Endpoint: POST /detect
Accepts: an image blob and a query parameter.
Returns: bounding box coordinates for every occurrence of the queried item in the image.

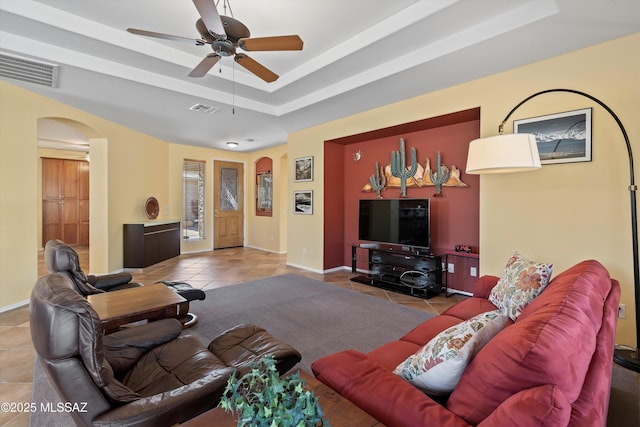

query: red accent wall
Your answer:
[323,109,480,270]
[323,143,346,268]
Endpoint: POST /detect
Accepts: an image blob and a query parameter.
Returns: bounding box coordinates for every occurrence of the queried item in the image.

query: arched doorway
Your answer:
[37,117,108,273]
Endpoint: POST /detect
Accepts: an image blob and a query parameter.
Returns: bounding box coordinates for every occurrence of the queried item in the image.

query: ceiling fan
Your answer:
[127,0,303,83]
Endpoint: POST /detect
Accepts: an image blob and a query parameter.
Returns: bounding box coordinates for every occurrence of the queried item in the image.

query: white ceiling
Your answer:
[1,0,639,152]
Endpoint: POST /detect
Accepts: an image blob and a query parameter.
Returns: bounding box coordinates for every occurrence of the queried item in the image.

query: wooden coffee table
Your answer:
[88,283,187,333]
[181,370,382,426]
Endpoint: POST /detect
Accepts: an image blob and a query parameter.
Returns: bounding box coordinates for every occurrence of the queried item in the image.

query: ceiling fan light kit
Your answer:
[127,0,303,82]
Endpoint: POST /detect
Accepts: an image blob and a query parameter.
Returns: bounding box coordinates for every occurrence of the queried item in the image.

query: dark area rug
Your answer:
[187,273,433,373]
[31,273,432,426]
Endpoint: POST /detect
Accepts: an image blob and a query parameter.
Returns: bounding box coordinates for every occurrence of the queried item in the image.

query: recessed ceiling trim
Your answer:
[2,0,272,92]
[0,31,278,115]
[276,0,458,88]
[276,0,559,115]
[4,0,455,94]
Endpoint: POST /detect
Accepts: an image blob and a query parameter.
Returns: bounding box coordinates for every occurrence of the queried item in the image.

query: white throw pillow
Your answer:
[489,252,553,321]
[394,310,510,395]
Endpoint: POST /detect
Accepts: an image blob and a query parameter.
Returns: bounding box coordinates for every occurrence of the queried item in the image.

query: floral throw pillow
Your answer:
[393,310,510,395]
[489,252,553,321]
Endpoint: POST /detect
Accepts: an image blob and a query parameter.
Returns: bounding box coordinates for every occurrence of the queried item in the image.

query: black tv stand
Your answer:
[351,244,442,299]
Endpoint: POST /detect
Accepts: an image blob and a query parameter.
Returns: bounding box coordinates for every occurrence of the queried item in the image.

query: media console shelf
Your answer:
[124,220,180,268]
[351,244,442,299]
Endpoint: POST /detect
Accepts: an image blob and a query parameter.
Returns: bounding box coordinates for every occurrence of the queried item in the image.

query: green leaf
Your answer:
[220,356,327,426]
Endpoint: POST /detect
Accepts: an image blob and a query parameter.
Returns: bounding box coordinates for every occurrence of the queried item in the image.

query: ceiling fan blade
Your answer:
[188,53,221,77]
[235,53,279,83]
[239,35,303,51]
[127,28,206,45]
[192,0,226,39]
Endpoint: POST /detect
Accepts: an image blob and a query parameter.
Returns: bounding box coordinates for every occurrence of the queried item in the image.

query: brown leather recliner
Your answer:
[44,239,206,326]
[30,272,302,426]
[44,239,141,295]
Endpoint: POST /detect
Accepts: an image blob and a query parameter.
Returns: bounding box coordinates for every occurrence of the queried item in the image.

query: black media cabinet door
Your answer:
[124,222,180,268]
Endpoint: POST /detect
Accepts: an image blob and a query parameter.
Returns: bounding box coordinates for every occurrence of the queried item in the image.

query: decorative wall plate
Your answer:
[145,196,159,220]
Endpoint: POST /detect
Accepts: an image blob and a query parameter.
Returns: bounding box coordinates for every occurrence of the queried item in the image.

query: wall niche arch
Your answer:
[256,156,273,217]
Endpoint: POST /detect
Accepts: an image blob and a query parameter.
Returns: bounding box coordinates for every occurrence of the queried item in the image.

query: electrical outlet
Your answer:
[618,304,626,319]
[470,267,477,277]
[447,263,455,273]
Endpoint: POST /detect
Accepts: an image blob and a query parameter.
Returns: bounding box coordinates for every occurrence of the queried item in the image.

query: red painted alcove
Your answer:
[323,108,480,270]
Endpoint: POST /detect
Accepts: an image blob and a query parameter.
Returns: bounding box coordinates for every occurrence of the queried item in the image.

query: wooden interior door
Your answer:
[42,158,89,246]
[78,161,90,245]
[213,160,244,249]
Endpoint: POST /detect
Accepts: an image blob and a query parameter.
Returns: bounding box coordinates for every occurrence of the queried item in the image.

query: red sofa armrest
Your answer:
[472,275,499,299]
[477,385,571,427]
[312,350,472,427]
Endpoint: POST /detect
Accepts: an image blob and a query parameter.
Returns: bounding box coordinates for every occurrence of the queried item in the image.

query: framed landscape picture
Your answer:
[294,190,313,215]
[514,108,592,165]
[294,156,313,182]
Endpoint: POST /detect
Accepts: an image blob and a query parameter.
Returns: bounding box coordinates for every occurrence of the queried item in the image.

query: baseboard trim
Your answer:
[286,261,325,274]
[323,265,351,274]
[1,299,29,313]
[180,247,214,255]
[245,244,286,254]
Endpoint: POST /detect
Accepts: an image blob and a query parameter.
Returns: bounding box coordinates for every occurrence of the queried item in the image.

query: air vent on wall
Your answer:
[0,53,59,88]
[189,103,220,114]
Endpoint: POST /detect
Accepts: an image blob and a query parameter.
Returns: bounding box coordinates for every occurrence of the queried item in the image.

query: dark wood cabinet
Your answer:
[445,251,480,296]
[123,221,180,268]
[351,245,442,299]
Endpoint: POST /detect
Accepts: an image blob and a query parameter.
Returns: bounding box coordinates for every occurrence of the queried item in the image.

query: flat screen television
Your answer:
[358,199,430,250]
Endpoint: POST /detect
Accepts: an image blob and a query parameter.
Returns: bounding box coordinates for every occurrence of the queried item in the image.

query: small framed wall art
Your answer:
[294,156,313,182]
[294,190,313,215]
[514,108,592,165]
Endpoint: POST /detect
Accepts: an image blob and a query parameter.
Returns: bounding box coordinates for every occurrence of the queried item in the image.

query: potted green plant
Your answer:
[219,356,330,427]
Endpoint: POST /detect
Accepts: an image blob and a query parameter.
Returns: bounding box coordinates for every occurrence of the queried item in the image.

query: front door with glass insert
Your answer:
[213,160,244,249]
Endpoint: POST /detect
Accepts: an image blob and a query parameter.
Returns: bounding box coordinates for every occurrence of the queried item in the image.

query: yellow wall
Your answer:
[246,144,289,253]
[286,141,325,272]
[0,80,286,308]
[167,143,288,255]
[1,82,39,309]
[288,33,640,346]
[168,143,248,254]
[0,81,173,306]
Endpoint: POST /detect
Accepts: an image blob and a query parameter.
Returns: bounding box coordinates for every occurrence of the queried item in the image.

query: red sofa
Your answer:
[312,260,620,426]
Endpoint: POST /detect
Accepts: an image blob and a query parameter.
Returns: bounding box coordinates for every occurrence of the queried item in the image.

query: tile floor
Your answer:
[0,246,465,427]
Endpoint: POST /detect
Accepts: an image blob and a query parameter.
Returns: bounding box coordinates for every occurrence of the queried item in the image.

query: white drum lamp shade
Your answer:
[466,133,541,174]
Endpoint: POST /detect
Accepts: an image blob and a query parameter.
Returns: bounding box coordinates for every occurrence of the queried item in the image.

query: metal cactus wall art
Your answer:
[359,140,469,194]
[369,161,386,198]
[429,151,450,196]
[390,138,418,197]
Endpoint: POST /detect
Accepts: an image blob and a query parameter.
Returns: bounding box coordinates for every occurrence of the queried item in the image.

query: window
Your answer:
[183,159,205,240]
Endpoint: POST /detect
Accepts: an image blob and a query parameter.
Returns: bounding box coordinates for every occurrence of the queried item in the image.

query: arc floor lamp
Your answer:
[466,88,639,372]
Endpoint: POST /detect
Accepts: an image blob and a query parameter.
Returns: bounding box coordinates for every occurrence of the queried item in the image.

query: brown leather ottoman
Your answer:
[208,324,301,376]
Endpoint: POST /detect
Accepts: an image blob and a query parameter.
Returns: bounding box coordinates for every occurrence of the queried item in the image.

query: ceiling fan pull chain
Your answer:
[224,0,233,18]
